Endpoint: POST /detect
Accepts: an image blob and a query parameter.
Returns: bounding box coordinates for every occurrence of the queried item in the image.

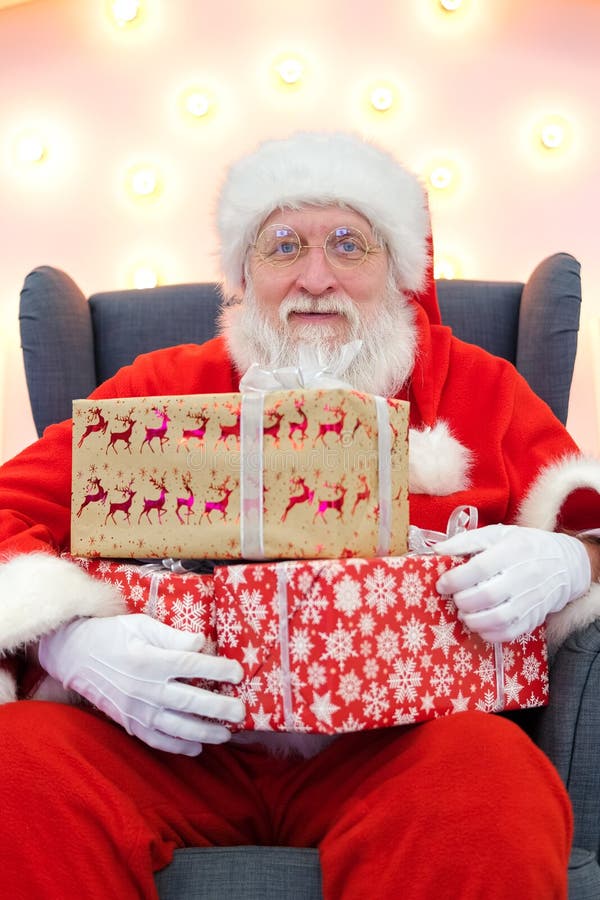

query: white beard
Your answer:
[220,272,417,397]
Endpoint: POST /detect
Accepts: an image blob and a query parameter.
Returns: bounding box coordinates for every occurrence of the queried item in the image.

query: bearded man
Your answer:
[0,131,599,899]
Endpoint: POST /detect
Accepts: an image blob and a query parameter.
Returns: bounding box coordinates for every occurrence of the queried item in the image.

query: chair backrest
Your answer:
[19,253,581,437]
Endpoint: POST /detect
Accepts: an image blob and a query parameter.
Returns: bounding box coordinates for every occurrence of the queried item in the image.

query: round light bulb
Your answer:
[133,266,159,289]
[429,165,454,190]
[439,0,462,10]
[15,133,46,164]
[185,91,210,117]
[276,58,303,85]
[434,257,459,280]
[130,165,158,196]
[370,86,394,112]
[540,122,565,150]
[111,0,140,24]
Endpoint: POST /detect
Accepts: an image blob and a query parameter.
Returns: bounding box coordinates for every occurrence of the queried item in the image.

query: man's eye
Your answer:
[339,240,358,253]
[277,241,299,255]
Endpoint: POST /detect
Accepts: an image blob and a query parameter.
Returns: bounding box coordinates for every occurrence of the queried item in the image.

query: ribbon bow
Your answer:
[239,340,363,394]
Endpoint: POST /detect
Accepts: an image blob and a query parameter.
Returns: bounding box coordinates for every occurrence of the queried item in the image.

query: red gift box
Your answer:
[67,556,217,650]
[212,555,549,734]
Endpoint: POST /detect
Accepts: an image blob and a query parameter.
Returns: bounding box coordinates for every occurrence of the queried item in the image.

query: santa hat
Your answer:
[216,130,432,304]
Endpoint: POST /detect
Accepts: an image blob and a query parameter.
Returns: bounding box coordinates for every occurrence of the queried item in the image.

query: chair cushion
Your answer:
[154,846,322,900]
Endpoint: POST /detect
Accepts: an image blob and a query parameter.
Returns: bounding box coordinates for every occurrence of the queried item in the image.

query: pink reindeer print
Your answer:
[313,405,347,445]
[351,474,371,515]
[77,407,109,448]
[137,472,169,524]
[175,472,195,523]
[140,406,171,453]
[178,409,210,449]
[263,404,285,448]
[104,479,136,525]
[215,402,241,448]
[281,476,315,522]
[288,397,308,448]
[313,480,348,523]
[203,476,235,522]
[106,409,136,454]
[76,477,108,517]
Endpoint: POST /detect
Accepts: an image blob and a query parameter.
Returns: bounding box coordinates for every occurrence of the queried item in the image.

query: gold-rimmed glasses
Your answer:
[253,224,380,269]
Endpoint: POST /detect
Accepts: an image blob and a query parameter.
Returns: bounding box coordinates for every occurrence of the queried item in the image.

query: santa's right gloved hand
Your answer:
[38,613,245,756]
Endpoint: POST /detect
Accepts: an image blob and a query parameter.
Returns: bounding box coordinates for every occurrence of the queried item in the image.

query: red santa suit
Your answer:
[0,281,597,898]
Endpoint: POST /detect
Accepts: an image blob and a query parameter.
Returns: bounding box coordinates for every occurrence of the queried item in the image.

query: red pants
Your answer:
[0,701,571,899]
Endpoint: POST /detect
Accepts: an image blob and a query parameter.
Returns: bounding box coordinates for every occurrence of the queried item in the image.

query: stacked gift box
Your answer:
[68,387,548,733]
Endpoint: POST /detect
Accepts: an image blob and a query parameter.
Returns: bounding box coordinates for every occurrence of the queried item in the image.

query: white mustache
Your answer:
[278,294,360,328]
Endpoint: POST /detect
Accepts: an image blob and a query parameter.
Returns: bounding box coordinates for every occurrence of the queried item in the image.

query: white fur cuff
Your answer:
[517,454,600,531]
[0,552,127,655]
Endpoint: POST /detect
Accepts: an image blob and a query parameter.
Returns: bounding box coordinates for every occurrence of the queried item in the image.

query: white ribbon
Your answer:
[238,341,392,560]
[408,506,505,710]
[276,563,295,729]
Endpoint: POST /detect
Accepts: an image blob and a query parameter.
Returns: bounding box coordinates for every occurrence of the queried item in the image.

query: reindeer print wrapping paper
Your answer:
[71,390,409,560]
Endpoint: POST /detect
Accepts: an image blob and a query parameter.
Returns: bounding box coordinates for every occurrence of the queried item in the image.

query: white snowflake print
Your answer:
[300,589,328,626]
[363,657,379,680]
[295,568,317,595]
[202,635,218,656]
[362,682,390,722]
[450,691,470,713]
[401,615,427,655]
[339,713,366,733]
[216,608,243,647]
[239,588,268,634]
[144,593,168,622]
[424,593,441,615]
[477,656,495,685]
[430,614,459,659]
[388,657,422,704]
[365,567,397,616]
[320,561,345,584]
[430,664,454,697]
[237,676,262,706]
[502,645,516,672]
[376,625,400,664]
[360,639,373,658]
[196,578,214,598]
[307,661,327,689]
[399,571,426,608]
[290,628,313,664]
[128,583,146,609]
[393,708,418,726]
[337,669,362,704]
[265,665,283,698]
[452,645,473,678]
[358,612,376,636]
[475,690,498,713]
[320,622,357,672]
[171,592,205,632]
[333,574,362,615]
[310,690,340,727]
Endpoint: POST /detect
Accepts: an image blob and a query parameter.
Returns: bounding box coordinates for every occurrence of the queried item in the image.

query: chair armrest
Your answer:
[517,252,581,425]
[535,620,600,853]
[19,266,97,436]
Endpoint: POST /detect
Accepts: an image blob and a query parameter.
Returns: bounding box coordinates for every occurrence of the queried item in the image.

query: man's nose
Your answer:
[293,247,339,295]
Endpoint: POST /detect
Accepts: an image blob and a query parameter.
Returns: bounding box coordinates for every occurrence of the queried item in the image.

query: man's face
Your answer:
[246,205,390,346]
[224,203,417,397]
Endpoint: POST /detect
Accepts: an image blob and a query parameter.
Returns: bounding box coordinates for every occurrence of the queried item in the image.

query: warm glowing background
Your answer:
[1,0,599,462]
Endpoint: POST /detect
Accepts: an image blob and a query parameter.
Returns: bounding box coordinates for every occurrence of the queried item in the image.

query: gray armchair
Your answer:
[17,255,600,899]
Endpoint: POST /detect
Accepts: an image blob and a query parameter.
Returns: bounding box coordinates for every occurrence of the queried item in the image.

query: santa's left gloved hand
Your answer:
[434,525,591,642]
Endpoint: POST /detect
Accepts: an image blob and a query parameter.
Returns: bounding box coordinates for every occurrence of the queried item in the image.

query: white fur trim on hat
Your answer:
[0,552,127,655]
[217,131,430,298]
[408,422,473,495]
[517,453,600,531]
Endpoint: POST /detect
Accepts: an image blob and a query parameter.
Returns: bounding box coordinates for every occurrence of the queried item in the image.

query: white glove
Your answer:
[434,525,591,642]
[38,614,245,756]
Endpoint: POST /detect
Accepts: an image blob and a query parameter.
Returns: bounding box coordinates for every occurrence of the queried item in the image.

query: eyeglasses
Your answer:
[253,224,380,269]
